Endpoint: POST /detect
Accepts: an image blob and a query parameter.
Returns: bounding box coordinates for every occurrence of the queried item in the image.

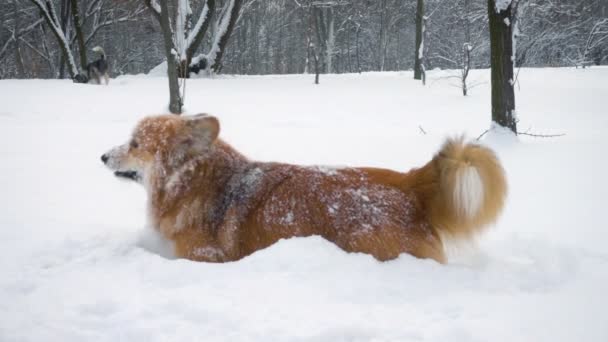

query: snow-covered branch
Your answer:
[29,0,79,78]
[0,17,43,60]
[175,0,193,61]
[190,0,244,73]
[186,1,211,50]
[143,0,161,20]
[185,0,215,64]
[206,0,237,64]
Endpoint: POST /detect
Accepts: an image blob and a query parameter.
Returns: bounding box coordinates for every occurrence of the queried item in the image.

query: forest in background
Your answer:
[1,0,607,79]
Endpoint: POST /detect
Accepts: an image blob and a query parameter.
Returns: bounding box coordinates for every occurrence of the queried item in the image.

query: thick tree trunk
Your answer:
[69,0,86,70]
[59,0,70,79]
[414,0,424,80]
[488,0,517,133]
[158,0,182,114]
[13,0,26,78]
[313,6,328,73]
[325,6,334,74]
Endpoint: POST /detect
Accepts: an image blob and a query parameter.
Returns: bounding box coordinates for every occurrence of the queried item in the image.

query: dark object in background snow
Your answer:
[189,58,208,75]
[73,74,89,83]
[86,47,109,85]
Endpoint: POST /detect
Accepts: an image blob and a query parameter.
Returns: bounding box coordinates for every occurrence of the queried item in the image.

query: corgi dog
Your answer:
[101,114,507,263]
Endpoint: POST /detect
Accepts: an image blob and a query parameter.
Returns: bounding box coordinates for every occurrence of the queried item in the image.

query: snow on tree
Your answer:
[145,0,245,76]
[30,0,80,79]
[142,0,246,113]
[3,0,607,79]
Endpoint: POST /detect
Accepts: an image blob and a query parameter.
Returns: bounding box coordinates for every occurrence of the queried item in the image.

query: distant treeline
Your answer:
[1,0,606,79]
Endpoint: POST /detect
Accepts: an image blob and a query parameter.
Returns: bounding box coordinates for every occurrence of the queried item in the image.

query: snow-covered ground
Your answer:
[1,68,607,341]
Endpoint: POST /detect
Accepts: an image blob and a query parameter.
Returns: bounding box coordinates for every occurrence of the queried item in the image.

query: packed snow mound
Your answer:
[147,61,167,77]
[1,67,607,342]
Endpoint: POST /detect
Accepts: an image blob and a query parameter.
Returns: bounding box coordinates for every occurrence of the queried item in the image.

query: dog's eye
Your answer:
[130,140,139,149]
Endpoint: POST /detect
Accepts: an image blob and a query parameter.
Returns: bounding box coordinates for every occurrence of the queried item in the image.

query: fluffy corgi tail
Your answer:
[425,138,507,241]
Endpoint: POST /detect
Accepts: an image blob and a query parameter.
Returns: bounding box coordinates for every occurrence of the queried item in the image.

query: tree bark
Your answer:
[13,0,26,78]
[414,0,424,80]
[314,47,320,84]
[325,6,334,74]
[356,25,361,73]
[69,0,87,70]
[462,0,471,96]
[488,0,517,133]
[313,6,327,73]
[158,0,182,114]
[59,0,70,79]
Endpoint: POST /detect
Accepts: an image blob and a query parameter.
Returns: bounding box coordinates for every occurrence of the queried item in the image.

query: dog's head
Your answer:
[101,114,219,184]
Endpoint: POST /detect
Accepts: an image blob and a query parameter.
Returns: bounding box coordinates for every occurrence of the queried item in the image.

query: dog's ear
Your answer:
[182,114,220,151]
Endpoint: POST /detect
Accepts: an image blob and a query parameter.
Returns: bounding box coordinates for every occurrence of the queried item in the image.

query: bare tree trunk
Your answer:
[13,0,26,78]
[303,27,312,74]
[158,0,182,114]
[39,25,57,77]
[462,43,471,96]
[30,0,79,79]
[69,0,86,70]
[356,24,361,73]
[313,5,333,74]
[488,0,517,133]
[346,23,352,73]
[313,47,320,84]
[462,0,471,96]
[414,0,424,81]
[379,0,389,71]
[325,6,334,74]
[309,4,320,84]
[59,0,70,79]
[313,6,325,72]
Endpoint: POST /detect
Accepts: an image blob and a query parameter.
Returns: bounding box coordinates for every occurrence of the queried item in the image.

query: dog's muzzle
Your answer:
[101,152,141,183]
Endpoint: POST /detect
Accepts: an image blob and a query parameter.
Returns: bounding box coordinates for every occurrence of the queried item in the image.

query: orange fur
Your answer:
[102,114,507,263]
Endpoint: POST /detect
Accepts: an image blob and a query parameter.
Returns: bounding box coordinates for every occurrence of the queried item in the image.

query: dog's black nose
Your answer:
[101,154,108,163]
